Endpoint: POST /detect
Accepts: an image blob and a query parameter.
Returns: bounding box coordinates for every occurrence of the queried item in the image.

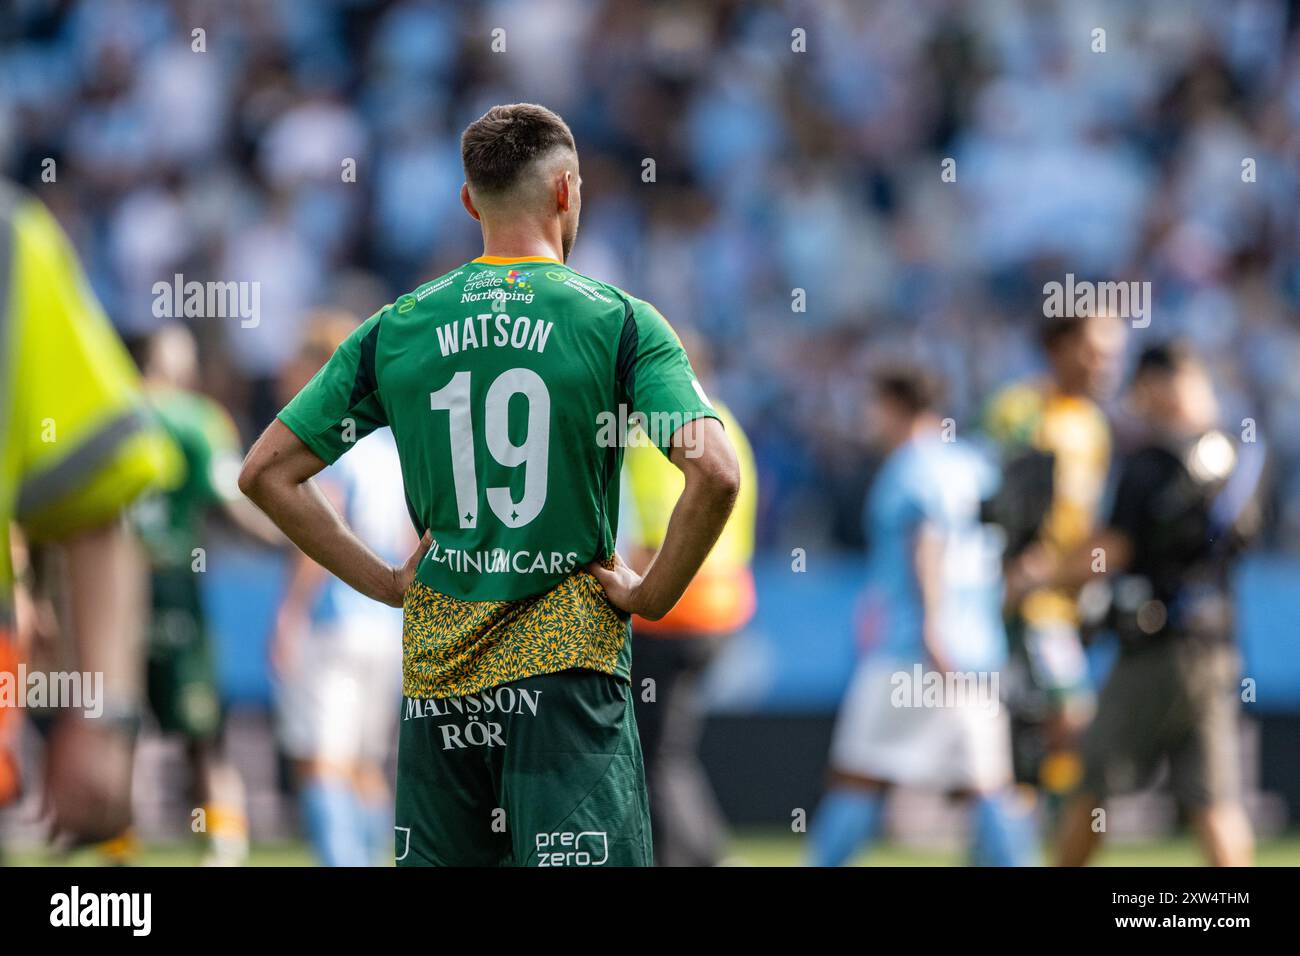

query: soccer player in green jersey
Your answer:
[124,322,281,866]
[240,103,740,866]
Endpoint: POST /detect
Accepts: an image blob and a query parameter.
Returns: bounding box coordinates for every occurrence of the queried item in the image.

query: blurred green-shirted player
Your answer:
[125,323,279,866]
[241,104,741,867]
[138,378,240,740]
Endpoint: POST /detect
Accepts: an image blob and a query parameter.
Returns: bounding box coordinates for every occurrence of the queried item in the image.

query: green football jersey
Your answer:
[134,386,242,570]
[278,255,718,697]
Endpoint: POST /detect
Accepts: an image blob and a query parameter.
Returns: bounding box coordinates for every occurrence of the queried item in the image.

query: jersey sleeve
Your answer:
[981,383,1041,450]
[897,477,930,533]
[9,194,182,542]
[889,453,932,534]
[972,445,1003,502]
[277,310,388,465]
[622,297,719,457]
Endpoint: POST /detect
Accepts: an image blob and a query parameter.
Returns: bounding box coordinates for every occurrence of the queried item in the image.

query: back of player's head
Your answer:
[871,364,944,416]
[1040,311,1126,399]
[276,308,358,403]
[1133,339,1199,381]
[461,103,577,198]
[1040,314,1087,353]
[144,321,198,387]
[301,308,360,369]
[1130,339,1218,430]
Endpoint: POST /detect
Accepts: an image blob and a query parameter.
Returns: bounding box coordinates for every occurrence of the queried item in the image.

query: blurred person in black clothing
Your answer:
[1008,342,1264,866]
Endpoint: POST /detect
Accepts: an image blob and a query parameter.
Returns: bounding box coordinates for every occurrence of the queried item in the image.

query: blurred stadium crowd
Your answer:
[5,0,1300,550]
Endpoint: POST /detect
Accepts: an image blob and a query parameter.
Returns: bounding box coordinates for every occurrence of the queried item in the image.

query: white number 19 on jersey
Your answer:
[429,369,551,529]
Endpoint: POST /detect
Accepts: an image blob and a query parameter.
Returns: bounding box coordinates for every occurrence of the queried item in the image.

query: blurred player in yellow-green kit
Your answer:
[0,180,180,845]
[982,312,1125,802]
[621,331,757,866]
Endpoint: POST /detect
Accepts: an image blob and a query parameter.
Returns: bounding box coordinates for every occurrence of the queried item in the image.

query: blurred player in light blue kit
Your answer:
[270,313,412,866]
[808,365,1034,866]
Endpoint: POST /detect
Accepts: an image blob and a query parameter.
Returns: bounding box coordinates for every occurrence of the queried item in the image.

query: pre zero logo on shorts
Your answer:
[536,831,608,866]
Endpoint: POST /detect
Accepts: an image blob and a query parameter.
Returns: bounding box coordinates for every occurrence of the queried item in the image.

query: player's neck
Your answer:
[918,413,942,433]
[478,220,565,264]
[893,416,940,449]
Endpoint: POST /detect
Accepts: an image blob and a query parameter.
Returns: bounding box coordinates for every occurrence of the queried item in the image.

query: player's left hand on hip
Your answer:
[588,552,644,615]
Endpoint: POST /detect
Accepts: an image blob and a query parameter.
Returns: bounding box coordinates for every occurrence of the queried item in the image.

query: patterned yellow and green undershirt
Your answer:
[401,570,630,699]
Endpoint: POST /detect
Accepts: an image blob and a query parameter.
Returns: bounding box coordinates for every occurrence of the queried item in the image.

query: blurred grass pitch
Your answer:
[6,831,1300,866]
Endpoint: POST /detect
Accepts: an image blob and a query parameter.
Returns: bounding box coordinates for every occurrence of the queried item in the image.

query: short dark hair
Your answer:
[872,364,944,415]
[461,103,576,194]
[1134,340,1198,380]
[1041,314,1087,351]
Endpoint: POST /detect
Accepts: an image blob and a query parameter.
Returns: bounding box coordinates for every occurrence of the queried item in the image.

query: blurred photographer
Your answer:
[1008,342,1264,866]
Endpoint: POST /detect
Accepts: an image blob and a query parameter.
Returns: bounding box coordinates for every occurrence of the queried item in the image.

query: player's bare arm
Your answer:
[1006,527,1133,603]
[590,416,739,620]
[914,522,954,674]
[239,419,430,609]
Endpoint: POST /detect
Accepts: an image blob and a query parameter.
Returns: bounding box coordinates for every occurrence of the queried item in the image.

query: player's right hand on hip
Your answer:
[387,531,433,607]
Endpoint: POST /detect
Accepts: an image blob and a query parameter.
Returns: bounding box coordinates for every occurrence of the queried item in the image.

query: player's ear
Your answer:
[556,170,572,213]
[460,183,482,222]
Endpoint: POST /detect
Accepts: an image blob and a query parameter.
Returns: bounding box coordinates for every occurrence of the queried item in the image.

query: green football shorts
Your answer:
[394,668,652,867]
[145,568,221,740]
